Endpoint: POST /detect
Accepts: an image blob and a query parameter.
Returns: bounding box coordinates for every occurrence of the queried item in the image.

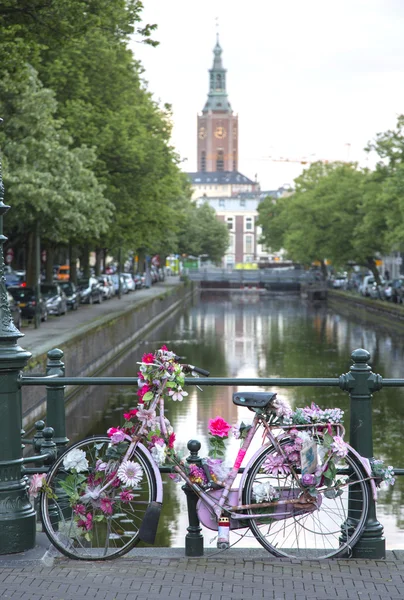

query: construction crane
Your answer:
[261,143,352,165]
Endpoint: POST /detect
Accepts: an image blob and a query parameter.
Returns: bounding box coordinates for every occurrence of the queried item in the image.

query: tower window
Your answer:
[233,149,237,171]
[216,149,224,171]
[201,151,206,172]
[216,74,222,90]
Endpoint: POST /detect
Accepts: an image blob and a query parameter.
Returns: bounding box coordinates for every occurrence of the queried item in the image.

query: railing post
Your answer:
[46,349,69,456]
[339,348,385,558]
[0,135,36,554]
[182,439,204,557]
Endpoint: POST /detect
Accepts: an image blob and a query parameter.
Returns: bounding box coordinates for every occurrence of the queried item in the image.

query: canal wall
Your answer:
[328,289,404,335]
[21,281,197,432]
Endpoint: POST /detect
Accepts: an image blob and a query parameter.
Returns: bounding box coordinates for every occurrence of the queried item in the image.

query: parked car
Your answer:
[60,281,80,310]
[110,274,128,295]
[121,273,135,292]
[8,286,48,323]
[359,276,375,297]
[332,275,347,289]
[382,281,393,301]
[40,283,68,316]
[7,290,22,329]
[98,276,113,300]
[133,273,145,289]
[391,278,404,304]
[77,277,102,304]
[369,280,385,300]
[4,270,25,288]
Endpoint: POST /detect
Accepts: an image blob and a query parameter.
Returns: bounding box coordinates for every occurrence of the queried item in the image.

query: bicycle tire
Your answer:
[242,443,369,559]
[41,435,157,560]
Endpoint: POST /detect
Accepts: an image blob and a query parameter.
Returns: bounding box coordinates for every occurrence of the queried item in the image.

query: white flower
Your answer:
[117,461,143,487]
[168,386,188,401]
[151,442,167,466]
[136,407,157,428]
[272,397,293,418]
[63,448,89,473]
[253,481,279,503]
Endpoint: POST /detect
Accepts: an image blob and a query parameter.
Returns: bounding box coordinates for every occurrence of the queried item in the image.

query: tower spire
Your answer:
[202,36,231,114]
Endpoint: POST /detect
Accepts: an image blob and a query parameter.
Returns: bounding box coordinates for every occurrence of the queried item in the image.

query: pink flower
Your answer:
[29,473,46,498]
[110,429,130,444]
[160,345,168,351]
[107,427,121,438]
[73,503,86,516]
[78,513,93,531]
[262,454,291,476]
[208,416,231,438]
[120,490,134,503]
[123,409,138,420]
[331,435,348,458]
[100,497,114,515]
[168,432,176,449]
[301,473,316,487]
[142,353,155,364]
[137,384,152,400]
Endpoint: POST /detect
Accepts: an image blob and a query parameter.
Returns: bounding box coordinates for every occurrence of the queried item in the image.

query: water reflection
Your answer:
[77,292,404,549]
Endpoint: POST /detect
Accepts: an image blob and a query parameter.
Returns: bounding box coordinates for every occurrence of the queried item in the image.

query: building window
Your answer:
[219,199,225,207]
[226,216,234,231]
[216,73,222,90]
[216,149,224,171]
[233,149,237,171]
[227,234,235,253]
[240,199,246,207]
[201,151,206,172]
[245,217,253,231]
[245,234,253,254]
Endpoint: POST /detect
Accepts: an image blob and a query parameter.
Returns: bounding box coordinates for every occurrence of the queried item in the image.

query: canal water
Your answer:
[69,291,404,550]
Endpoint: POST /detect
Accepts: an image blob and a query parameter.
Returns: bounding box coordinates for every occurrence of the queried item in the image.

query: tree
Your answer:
[0,66,113,284]
[258,162,388,282]
[177,202,229,264]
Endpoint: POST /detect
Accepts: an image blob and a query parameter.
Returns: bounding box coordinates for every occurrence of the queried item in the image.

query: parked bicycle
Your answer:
[36,347,394,561]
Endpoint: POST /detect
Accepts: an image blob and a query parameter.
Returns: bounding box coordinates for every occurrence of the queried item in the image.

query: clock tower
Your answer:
[197,36,238,172]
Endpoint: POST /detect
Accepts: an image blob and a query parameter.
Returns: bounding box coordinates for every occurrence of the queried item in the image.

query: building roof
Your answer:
[187,171,256,186]
[202,36,232,114]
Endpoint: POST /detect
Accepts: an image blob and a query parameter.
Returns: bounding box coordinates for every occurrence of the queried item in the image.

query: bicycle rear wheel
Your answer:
[41,435,157,560]
[243,444,369,559]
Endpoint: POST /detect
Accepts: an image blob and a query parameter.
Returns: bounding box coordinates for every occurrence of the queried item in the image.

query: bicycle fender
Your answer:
[237,443,274,505]
[137,441,164,503]
[346,445,378,502]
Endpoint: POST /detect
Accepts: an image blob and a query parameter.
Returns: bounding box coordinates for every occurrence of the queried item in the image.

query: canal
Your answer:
[68,291,404,550]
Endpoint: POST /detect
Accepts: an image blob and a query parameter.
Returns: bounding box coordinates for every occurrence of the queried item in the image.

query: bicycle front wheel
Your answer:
[243,444,369,559]
[41,435,157,560]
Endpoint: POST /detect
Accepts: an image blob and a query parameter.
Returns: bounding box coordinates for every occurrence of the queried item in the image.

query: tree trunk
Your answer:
[95,248,101,276]
[81,245,90,278]
[25,232,35,287]
[69,245,78,284]
[367,258,382,286]
[45,246,55,283]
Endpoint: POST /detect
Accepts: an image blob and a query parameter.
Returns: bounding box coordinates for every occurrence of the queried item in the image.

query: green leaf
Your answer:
[142,391,154,402]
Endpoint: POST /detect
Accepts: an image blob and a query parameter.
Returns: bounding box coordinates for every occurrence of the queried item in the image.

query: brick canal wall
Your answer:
[21,282,197,433]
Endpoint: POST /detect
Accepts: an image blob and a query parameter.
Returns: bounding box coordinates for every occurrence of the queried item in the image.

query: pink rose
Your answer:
[208,416,231,438]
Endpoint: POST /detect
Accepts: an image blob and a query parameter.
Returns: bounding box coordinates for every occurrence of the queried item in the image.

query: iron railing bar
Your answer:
[21,376,343,387]
[21,376,404,387]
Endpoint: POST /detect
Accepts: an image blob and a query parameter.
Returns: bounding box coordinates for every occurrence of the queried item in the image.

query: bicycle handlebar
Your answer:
[187,364,210,377]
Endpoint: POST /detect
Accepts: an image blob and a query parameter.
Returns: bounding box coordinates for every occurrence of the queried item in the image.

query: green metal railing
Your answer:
[15,346,404,559]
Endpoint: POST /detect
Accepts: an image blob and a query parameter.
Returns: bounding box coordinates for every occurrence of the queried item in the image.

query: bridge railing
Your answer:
[14,346,404,559]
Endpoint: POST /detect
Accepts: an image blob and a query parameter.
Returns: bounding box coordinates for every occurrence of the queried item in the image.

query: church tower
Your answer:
[197,36,238,172]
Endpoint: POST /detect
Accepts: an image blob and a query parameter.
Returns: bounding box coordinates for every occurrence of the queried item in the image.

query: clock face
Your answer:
[199,127,207,139]
[214,126,227,139]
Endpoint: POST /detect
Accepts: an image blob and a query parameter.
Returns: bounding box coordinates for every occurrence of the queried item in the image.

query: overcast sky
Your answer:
[131,0,404,190]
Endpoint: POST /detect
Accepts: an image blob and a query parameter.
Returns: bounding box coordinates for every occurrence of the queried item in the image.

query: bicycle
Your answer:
[38,346,394,561]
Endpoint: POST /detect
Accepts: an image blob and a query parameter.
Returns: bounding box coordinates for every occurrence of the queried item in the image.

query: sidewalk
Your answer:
[0,535,403,600]
[18,277,182,358]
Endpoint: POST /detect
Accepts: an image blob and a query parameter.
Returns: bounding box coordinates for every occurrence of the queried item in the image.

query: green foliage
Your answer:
[178,202,230,263]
